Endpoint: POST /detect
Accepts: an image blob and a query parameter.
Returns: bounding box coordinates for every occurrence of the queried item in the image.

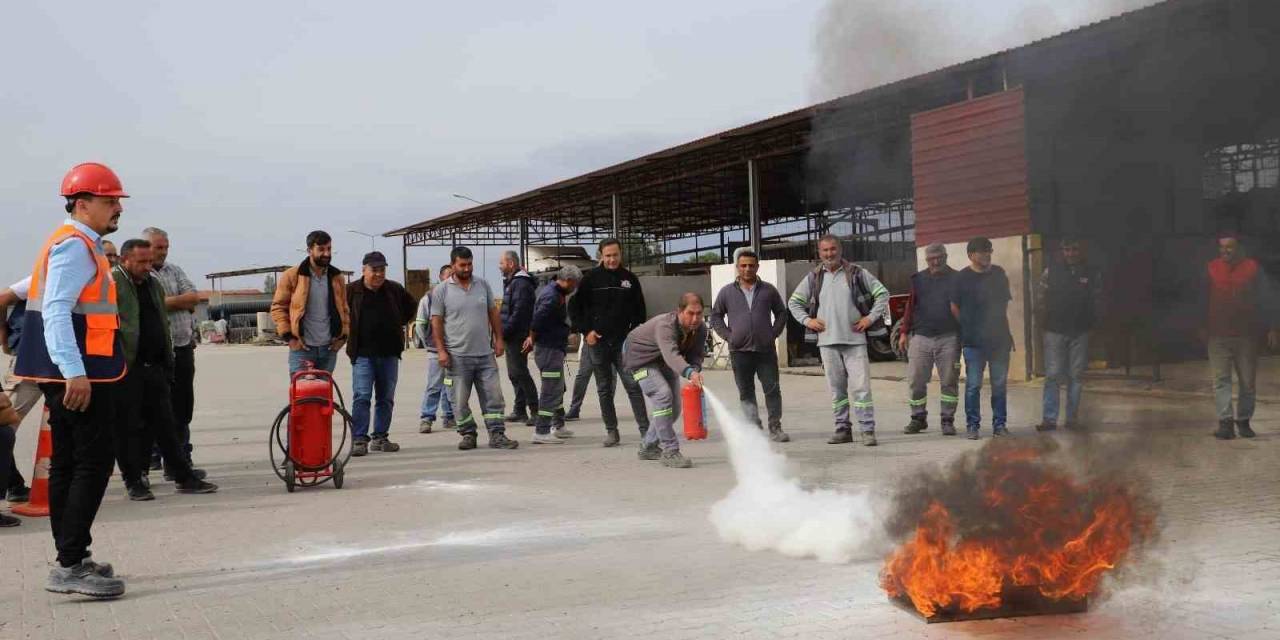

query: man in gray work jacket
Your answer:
[788,235,890,446]
[710,247,789,442]
[622,293,707,469]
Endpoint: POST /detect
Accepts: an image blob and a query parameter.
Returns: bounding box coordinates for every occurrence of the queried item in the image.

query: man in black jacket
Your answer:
[569,238,649,447]
[499,251,538,425]
[346,251,417,457]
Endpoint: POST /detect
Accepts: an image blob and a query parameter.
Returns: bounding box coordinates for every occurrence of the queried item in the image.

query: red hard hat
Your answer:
[60,162,129,198]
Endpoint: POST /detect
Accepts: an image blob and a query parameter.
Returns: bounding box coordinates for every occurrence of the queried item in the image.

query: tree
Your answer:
[686,251,722,264]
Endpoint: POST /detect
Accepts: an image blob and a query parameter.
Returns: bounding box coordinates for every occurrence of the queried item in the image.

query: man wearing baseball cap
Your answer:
[345,251,417,456]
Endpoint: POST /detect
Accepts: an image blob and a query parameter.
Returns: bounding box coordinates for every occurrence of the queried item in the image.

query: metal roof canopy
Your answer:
[383,0,1203,250]
[204,266,292,280]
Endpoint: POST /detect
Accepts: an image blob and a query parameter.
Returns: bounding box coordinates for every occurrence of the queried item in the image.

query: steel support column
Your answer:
[518,216,530,267]
[747,159,763,255]
[611,194,622,239]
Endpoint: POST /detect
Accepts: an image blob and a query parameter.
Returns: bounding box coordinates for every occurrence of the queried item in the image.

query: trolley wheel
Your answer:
[284,461,296,493]
[332,460,344,489]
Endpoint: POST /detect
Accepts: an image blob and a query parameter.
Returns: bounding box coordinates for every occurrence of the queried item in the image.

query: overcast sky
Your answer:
[1,1,1153,290]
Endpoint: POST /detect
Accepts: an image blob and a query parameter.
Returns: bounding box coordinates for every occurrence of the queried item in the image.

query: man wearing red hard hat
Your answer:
[13,162,130,598]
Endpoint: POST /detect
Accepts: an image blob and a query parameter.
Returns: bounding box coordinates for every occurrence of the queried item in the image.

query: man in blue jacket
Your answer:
[526,266,583,444]
[499,251,538,426]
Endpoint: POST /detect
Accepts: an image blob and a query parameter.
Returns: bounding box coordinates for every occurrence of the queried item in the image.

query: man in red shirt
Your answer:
[1207,234,1278,439]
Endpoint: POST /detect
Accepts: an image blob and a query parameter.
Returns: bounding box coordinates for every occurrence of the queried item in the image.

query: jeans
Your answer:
[40,382,117,568]
[820,344,875,433]
[117,363,196,485]
[505,347,539,415]
[729,350,782,429]
[171,345,196,458]
[907,334,960,423]
[289,345,338,375]
[1209,336,1258,421]
[1042,331,1089,425]
[568,340,594,414]
[635,365,681,453]
[590,340,649,432]
[963,346,1010,431]
[419,352,454,421]
[351,356,400,441]
[448,354,507,436]
[533,346,567,435]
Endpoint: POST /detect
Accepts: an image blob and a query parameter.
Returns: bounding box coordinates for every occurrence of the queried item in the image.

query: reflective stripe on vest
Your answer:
[13,224,125,382]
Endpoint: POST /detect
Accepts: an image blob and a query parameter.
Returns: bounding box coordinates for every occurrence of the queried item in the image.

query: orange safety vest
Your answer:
[13,224,126,383]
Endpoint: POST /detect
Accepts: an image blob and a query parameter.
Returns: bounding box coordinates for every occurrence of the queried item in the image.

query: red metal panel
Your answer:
[912,89,1030,246]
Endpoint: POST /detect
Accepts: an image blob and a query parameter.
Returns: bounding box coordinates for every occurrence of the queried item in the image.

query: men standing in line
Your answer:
[1036,238,1103,432]
[950,237,1014,440]
[788,235,889,446]
[271,231,350,374]
[111,239,218,500]
[527,266,583,444]
[570,238,649,447]
[416,264,456,433]
[623,293,707,468]
[346,251,417,456]
[899,243,961,436]
[1206,233,1278,439]
[431,247,518,451]
[499,251,538,426]
[14,162,131,597]
[1,276,40,503]
[710,248,790,442]
[142,228,202,477]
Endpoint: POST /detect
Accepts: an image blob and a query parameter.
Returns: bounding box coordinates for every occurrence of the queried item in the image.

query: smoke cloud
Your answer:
[706,390,884,563]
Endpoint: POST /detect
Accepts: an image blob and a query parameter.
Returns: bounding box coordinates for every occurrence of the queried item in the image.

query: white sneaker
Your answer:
[531,432,565,445]
[554,427,575,439]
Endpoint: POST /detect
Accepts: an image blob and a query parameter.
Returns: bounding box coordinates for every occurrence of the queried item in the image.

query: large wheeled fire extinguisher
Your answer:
[682,383,708,440]
[269,365,353,492]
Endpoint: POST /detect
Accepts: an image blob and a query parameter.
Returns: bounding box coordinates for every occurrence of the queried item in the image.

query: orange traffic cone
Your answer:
[12,407,52,517]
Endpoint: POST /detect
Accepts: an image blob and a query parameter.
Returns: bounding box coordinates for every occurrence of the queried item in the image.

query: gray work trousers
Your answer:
[1209,336,1259,421]
[634,365,681,454]
[533,346,567,435]
[447,354,507,435]
[820,344,875,433]
[906,333,960,423]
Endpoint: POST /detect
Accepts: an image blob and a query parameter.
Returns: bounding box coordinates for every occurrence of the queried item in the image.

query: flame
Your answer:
[880,442,1154,617]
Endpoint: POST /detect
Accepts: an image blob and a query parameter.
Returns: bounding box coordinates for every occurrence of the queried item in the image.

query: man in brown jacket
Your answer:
[270,230,351,374]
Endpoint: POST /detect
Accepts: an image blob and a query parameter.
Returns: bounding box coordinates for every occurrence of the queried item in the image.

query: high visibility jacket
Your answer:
[13,224,126,383]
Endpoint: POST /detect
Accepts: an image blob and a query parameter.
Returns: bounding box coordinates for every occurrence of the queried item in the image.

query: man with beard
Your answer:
[527,265,582,444]
[788,235,890,446]
[14,163,130,597]
[271,230,350,374]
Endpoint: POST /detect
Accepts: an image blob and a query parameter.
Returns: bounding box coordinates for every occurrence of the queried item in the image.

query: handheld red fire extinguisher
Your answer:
[682,383,707,440]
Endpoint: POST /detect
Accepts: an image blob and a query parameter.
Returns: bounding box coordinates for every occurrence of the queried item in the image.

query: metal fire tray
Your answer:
[890,587,1088,623]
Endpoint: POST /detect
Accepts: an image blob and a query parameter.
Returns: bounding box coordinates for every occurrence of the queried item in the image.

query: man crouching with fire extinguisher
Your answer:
[622,292,707,469]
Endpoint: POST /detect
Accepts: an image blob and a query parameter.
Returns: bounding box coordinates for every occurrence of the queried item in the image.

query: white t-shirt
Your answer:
[8,276,31,301]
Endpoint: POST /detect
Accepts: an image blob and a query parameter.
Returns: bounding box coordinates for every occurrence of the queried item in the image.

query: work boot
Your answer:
[637,442,661,460]
[126,483,155,501]
[1237,420,1256,438]
[175,479,219,494]
[554,426,575,439]
[1035,420,1057,432]
[992,426,1011,438]
[488,432,519,450]
[419,419,434,434]
[827,429,853,444]
[602,428,620,448]
[504,410,529,424]
[903,417,929,434]
[370,437,400,452]
[768,426,791,443]
[0,513,19,527]
[940,421,957,436]
[458,433,478,450]
[861,432,878,447]
[531,432,564,445]
[164,467,206,482]
[46,562,125,599]
[443,417,457,430]
[7,486,31,503]
[966,427,981,440]
[564,408,581,422]
[660,451,693,468]
[351,440,369,457]
[1214,419,1236,440]
[81,554,114,578]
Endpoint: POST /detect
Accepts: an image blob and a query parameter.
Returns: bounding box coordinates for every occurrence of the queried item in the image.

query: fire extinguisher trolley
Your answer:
[269,364,353,492]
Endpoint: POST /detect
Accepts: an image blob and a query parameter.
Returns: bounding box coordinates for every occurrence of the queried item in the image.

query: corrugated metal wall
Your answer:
[911,89,1031,245]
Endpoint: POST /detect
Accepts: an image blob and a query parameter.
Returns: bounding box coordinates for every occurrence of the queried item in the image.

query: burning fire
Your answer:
[880,441,1156,618]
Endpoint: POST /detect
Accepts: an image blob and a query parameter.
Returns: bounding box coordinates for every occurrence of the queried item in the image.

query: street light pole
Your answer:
[452,193,485,206]
[347,229,376,251]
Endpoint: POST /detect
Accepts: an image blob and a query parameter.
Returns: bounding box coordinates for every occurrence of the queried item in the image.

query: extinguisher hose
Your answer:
[269,390,353,486]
